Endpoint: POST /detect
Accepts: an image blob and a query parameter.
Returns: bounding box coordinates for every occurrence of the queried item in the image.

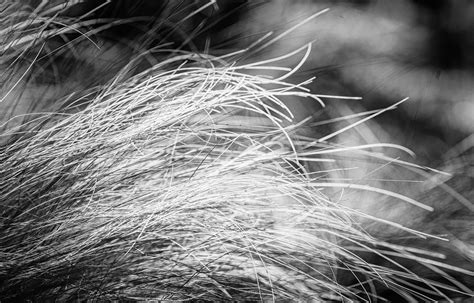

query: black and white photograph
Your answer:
[1,0,473,301]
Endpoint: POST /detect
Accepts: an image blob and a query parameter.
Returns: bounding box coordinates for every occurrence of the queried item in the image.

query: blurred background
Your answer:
[208,0,474,170]
[212,1,474,282]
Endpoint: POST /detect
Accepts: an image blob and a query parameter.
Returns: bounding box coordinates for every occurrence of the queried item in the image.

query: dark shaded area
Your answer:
[413,0,474,71]
[59,0,251,51]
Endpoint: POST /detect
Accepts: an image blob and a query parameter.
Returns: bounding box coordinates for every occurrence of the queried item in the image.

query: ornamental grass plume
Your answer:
[0,1,472,301]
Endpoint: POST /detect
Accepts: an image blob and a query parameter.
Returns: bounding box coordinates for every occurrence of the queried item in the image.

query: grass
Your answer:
[0,1,472,301]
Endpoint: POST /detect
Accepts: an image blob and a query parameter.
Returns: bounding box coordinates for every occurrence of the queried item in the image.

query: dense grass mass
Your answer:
[0,1,472,301]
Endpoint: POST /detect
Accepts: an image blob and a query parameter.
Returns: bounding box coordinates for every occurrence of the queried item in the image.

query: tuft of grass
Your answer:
[0,1,472,301]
